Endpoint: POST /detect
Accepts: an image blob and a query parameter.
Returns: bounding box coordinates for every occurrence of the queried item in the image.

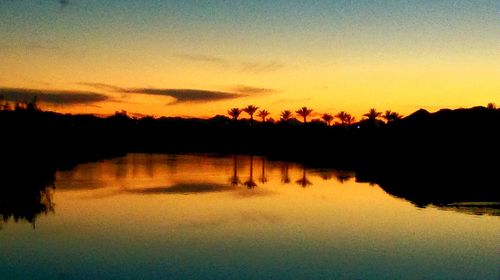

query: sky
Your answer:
[0,0,499,119]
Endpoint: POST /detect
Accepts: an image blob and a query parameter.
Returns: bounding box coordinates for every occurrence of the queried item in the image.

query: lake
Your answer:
[0,153,498,280]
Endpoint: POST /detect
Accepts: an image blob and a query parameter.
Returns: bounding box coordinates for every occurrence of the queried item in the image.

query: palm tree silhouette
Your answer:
[296,168,312,187]
[321,113,334,126]
[26,96,39,112]
[243,105,259,122]
[280,110,293,121]
[244,155,257,188]
[383,110,403,123]
[296,107,313,123]
[335,111,355,126]
[228,108,242,120]
[257,109,270,122]
[363,108,381,121]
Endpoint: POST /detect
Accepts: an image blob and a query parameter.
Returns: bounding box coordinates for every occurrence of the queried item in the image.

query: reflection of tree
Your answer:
[317,170,333,180]
[259,158,268,184]
[336,173,354,184]
[229,154,241,186]
[243,155,257,188]
[281,163,291,184]
[0,180,55,229]
[296,168,312,187]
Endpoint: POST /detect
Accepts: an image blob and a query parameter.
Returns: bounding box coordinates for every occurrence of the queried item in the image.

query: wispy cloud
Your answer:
[176,53,285,74]
[175,53,228,65]
[80,82,276,104]
[232,85,277,95]
[0,43,61,52]
[78,82,126,92]
[0,88,109,105]
[239,61,284,74]
[124,88,243,104]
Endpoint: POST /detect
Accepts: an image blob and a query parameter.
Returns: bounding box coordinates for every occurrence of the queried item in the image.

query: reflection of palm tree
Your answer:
[335,171,354,183]
[296,168,312,187]
[296,107,313,123]
[321,113,334,126]
[244,155,257,188]
[243,105,259,122]
[281,163,291,183]
[229,154,241,186]
[257,110,270,122]
[335,111,355,126]
[336,175,350,183]
[280,110,293,121]
[228,108,242,120]
[259,158,268,184]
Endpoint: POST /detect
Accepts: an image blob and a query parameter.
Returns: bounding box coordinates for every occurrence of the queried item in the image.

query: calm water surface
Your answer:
[1,154,499,280]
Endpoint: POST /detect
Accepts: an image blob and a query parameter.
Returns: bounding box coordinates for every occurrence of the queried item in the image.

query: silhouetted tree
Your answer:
[321,113,334,126]
[487,103,497,110]
[257,109,270,122]
[26,96,39,112]
[243,105,259,123]
[280,110,293,121]
[228,108,242,120]
[0,97,10,111]
[383,110,403,123]
[14,102,24,111]
[296,107,313,123]
[363,108,381,121]
[2,101,11,111]
[336,111,355,126]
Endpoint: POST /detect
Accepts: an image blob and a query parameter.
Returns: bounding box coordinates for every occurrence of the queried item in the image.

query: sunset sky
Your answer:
[0,0,498,119]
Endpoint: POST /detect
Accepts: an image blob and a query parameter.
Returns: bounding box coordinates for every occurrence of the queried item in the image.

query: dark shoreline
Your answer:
[1,106,500,223]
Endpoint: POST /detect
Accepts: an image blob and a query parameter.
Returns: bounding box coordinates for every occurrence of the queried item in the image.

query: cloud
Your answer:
[232,85,277,95]
[124,88,244,104]
[78,82,126,92]
[0,88,109,105]
[239,61,284,74]
[175,53,228,65]
[175,53,284,74]
[0,43,61,52]
[80,82,276,104]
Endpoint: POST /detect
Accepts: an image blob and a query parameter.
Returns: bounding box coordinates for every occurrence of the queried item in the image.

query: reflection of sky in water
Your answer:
[0,154,499,280]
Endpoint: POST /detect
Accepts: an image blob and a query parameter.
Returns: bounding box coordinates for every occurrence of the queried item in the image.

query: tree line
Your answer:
[229,105,404,126]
